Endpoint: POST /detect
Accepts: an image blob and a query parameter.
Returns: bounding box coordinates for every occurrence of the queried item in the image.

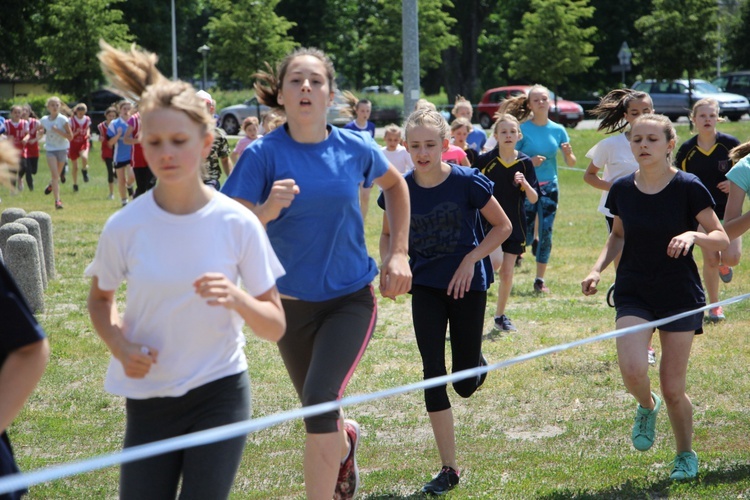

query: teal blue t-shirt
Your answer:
[726,155,750,194]
[222,125,388,301]
[517,120,569,183]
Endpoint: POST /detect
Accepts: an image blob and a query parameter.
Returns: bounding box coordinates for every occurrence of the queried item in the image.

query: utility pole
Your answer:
[402,0,420,117]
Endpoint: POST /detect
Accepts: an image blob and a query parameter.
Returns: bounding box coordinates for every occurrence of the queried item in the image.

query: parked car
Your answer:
[361,85,401,95]
[218,90,352,135]
[712,71,750,101]
[476,85,584,129]
[632,79,750,122]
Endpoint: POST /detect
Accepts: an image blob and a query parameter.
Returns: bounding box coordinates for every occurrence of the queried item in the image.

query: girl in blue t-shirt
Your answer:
[222,47,411,500]
[725,140,750,241]
[379,108,511,495]
[343,98,377,221]
[501,85,577,294]
[582,114,729,481]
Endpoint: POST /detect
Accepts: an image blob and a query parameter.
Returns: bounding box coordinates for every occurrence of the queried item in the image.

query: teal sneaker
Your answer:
[670,450,698,480]
[631,391,661,451]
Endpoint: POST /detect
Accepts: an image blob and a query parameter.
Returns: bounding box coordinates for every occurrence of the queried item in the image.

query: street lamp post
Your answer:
[197,44,210,90]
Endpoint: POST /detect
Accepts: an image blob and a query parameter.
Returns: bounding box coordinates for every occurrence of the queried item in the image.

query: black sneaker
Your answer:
[44,184,52,195]
[494,314,517,332]
[127,185,134,198]
[60,165,67,183]
[82,169,89,182]
[422,466,459,495]
[73,184,79,192]
[515,254,523,268]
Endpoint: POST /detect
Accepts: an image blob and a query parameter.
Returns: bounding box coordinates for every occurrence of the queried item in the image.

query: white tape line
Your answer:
[1,293,748,495]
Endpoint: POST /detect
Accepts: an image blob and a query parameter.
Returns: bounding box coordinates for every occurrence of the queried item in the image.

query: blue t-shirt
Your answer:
[343,120,376,138]
[378,165,494,291]
[726,154,750,194]
[222,125,388,301]
[467,125,487,153]
[517,120,570,183]
[0,116,5,135]
[107,117,132,163]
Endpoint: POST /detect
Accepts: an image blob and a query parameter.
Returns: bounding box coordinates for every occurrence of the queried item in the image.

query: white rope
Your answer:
[1,293,748,495]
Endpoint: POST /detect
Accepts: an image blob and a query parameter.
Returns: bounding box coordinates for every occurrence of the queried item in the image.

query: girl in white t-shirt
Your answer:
[583,88,656,363]
[381,123,413,174]
[86,41,286,499]
[38,96,73,209]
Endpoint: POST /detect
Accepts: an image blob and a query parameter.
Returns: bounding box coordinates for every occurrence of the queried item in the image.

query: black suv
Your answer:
[713,71,750,100]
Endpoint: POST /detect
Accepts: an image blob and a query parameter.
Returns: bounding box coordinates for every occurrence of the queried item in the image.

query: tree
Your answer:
[0,0,52,82]
[206,0,296,89]
[505,0,597,94]
[725,0,750,70]
[36,0,132,97]
[634,0,719,85]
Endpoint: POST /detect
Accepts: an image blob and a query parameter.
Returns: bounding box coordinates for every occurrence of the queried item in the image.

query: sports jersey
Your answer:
[675,131,740,219]
[107,117,132,163]
[4,119,28,151]
[98,121,114,159]
[127,113,148,168]
[22,118,41,159]
[222,125,387,301]
[70,115,90,145]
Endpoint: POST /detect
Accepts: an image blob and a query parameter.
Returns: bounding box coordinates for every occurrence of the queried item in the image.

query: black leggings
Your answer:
[278,286,376,433]
[18,157,38,190]
[104,158,114,183]
[133,166,155,197]
[411,285,486,413]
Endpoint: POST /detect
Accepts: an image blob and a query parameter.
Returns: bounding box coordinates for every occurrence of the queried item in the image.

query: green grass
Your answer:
[5,120,750,499]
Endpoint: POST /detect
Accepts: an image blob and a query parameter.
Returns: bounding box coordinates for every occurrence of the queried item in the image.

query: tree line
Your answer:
[2,0,749,102]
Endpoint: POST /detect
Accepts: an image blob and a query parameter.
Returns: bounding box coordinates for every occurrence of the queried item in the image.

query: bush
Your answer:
[0,93,75,117]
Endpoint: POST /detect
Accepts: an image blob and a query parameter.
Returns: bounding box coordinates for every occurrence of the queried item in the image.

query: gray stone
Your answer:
[1,207,26,226]
[14,218,47,290]
[5,234,44,313]
[26,211,55,280]
[0,222,29,257]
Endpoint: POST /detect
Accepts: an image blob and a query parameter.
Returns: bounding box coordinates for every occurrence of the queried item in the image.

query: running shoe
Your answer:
[60,165,67,183]
[607,284,616,308]
[647,347,656,366]
[421,466,459,495]
[670,450,698,481]
[108,194,115,200]
[82,169,89,183]
[533,278,549,294]
[515,255,523,268]
[127,185,134,198]
[494,314,517,332]
[718,265,733,283]
[632,391,661,451]
[73,184,79,192]
[55,200,63,210]
[334,419,360,500]
[707,306,725,323]
[44,184,52,195]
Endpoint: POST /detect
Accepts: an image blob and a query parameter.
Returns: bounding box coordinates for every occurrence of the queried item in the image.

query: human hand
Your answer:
[581,271,600,296]
[717,180,731,194]
[193,272,242,309]
[261,179,300,222]
[532,155,546,167]
[379,253,412,300]
[561,142,572,155]
[115,341,158,378]
[447,258,476,299]
[514,171,524,186]
[667,232,695,258]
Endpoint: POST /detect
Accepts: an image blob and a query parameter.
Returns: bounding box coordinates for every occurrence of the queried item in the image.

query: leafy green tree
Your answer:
[206,0,296,88]
[634,0,719,84]
[0,0,52,81]
[725,0,750,70]
[505,0,597,93]
[35,0,132,97]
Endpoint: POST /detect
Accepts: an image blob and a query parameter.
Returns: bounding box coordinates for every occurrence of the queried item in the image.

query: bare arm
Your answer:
[123,124,139,145]
[87,277,157,378]
[583,161,611,191]
[581,216,624,295]
[233,179,300,227]
[220,156,233,177]
[0,339,49,434]
[193,274,285,342]
[666,207,729,257]
[374,165,412,299]
[723,181,750,240]
[515,171,538,204]
[561,142,576,167]
[447,196,512,299]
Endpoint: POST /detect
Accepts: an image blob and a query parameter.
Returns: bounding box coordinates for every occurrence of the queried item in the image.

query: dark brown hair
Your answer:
[590,88,652,134]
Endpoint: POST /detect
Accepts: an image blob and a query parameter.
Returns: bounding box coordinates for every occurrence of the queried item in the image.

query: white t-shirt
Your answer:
[381,145,413,174]
[40,114,70,151]
[585,133,638,217]
[85,190,285,399]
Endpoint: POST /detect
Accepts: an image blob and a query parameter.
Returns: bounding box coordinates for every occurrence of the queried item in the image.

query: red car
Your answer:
[476,85,584,129]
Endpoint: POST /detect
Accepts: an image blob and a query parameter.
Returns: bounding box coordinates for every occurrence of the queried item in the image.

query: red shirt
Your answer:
[70,115,91,145]
[22,119,40,158]
[127,113,148,168]
[5,119,28,151]
[98,121,114,159]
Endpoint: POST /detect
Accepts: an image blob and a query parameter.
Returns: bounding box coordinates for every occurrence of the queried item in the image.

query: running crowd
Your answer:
[2,42,750,499]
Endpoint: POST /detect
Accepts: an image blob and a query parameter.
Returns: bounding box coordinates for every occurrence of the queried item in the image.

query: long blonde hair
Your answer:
[0,141,20,188]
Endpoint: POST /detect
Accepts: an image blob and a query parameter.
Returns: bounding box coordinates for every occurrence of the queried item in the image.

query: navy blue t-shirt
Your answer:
[606,170,714,312]
[379,165,494,291]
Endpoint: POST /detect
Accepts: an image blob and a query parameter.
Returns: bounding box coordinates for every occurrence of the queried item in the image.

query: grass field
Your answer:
[4,120,750,499]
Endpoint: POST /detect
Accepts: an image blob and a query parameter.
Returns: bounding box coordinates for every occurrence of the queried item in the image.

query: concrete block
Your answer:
[26,211,55,280]
[0,222,29,257]
[14,217,47,290]
[1,207,26,226]
[5,234,44,313]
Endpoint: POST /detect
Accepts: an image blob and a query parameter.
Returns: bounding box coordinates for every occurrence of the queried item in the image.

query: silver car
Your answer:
[632,79,750,122]
[217,91,352,135]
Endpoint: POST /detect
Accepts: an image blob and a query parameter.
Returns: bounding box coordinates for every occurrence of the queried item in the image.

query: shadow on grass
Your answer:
[362,493,425,499]
[537,462,750,499]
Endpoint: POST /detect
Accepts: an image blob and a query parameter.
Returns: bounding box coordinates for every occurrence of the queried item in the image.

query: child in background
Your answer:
[20,104,41,192]
[231,116,261,164]
[450,117,477,165]
[197,91,233,191]
[381,123,413,174]
[108,100,136,206]
[89,41,286,499]
[475,113,539,332]
[260,109,285,135]
[38,96,73,209]
[379,108,511,495]
[451,96,487,154]
[344,98,377,220]
[724,139,750,240]
[675,98,741,323]
[98,107,117,200]
[124,109,155,197]
[442,119,471,166]
[68,103,92,192]
[4,106,28,189]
